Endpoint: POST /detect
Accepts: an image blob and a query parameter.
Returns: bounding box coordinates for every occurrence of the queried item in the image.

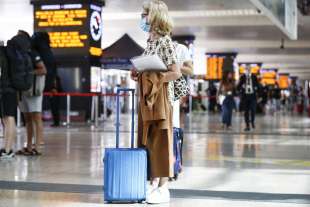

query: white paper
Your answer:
[218,95,225,105]
[130,55,167,72]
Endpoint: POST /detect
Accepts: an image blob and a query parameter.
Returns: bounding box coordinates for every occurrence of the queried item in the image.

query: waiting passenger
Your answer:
[31,32,58,127]
[171,41,193,179]
[172,41,193,129]
[217,71,236,130]
[17,30,47,156]
[131,0,181,204]
[50,75,63,127]
[207,81,218,112]
[0,41,17,159]
[273,83,281,111]
[258,83,268,114]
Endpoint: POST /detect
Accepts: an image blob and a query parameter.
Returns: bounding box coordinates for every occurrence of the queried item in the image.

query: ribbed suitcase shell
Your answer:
[173,127,183,179]
[104,148,147,202]
[103,88,147,202]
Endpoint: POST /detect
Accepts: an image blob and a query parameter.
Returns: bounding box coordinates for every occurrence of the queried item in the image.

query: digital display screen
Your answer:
[33,3,102,57]
[36,9,87,27]
[260,69,277,85]
[239,63,261,75]
[278,73,289,89]
[206,56,223,80]
[206,53,237,80]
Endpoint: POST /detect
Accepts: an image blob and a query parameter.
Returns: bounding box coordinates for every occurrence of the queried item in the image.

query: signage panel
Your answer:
[261,69,278,85]
[278,73,290,89]
[206,53,237,80]
[33,3,102,57]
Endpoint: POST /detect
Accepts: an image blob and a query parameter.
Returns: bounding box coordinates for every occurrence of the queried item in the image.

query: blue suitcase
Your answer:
[173,127,183,180]
[104,88,147,203]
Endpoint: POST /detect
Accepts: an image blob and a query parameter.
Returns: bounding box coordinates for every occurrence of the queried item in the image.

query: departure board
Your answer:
[33,3,102,57]
[206,56,223,80]
[260,69,277,85]
[206,53,237,80]
[239,63,261,75]
[278,73,289,89]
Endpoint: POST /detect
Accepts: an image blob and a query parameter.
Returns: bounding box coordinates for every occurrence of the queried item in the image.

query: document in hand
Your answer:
[130,55,167,72]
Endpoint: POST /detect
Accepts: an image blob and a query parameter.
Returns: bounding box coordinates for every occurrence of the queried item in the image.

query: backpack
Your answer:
[0,47,5,95]
[0,46,12,94]
[6,35,34,91]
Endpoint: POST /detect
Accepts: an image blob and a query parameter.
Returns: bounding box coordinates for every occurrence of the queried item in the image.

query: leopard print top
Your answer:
[143,35,177,105]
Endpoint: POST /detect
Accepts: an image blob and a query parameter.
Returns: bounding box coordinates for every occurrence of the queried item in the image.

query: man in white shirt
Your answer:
[173,42,193,128]
[170,41,192,180]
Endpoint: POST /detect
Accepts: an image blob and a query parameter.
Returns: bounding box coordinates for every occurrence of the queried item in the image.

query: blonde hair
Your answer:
[143,0,173,36]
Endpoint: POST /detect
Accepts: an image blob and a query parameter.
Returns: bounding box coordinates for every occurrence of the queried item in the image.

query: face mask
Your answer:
[140,17,150,32]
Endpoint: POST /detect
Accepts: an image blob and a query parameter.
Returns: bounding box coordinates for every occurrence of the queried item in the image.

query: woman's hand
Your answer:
[161,64,181,83]
[34,61,47,76]
[130,68,139,81]
[181,61,193,76]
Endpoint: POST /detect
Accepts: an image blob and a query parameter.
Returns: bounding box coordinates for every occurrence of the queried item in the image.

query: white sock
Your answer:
[151,178,159,188]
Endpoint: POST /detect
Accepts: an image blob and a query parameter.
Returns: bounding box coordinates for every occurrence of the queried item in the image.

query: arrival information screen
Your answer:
[34,3,102,57]
[206,53,237,80]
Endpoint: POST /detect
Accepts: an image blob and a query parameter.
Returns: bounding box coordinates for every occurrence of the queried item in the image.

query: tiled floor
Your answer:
[0,113,310,206]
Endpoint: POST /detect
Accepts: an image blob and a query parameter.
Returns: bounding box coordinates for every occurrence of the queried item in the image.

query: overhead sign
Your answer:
[250,0,297,40]
[261,69,278,85]
[278,73,290,89]
[90,11,102,41]
[206,56,223,80]
[206,53,237,80]
[239,63,262,75]
[33,3,102,57]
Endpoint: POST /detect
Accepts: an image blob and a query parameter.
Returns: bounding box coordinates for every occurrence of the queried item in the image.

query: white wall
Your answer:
[0,0,33,42]
[193,48,207,75]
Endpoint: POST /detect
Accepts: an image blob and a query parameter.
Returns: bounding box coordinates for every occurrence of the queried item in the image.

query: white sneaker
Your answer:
[146,185,170,204]
[0,150,15,160]
[146,184,157,198]
[146,179,159,198]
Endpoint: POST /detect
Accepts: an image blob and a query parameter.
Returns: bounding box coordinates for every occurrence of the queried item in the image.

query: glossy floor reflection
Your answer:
[0,113,310,206]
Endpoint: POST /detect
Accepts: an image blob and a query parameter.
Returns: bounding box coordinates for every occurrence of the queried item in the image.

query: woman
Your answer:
[131,0,181,204]
[0,40,17,159]
[217,71,236,130]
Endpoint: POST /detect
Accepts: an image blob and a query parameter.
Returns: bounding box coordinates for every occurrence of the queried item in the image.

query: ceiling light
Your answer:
[101,9,262,20]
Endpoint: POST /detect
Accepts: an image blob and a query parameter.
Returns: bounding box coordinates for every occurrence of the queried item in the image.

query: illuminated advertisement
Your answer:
[278,73,289,89]
[260,69,278,85]
[33,3,102,57]
[206,53,237,80]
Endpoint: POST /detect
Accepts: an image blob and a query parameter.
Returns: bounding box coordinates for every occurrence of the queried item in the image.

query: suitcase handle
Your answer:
[116,88,135,148]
